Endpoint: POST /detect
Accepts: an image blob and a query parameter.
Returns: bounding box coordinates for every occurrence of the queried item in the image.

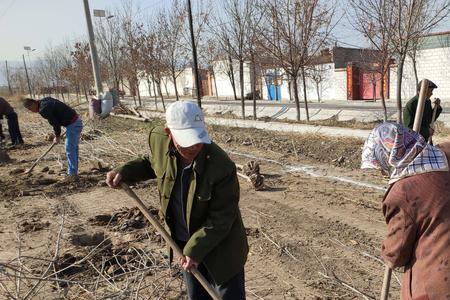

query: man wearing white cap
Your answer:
[106,101,248,299]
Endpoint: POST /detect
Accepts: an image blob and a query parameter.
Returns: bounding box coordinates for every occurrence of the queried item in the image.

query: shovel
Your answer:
[25,132,66,174]
[380,79,430,300]
[428,98,439,144]
[119,183,222,300]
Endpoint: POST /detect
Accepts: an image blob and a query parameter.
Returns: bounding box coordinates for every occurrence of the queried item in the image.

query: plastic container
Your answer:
[89,98,101,119]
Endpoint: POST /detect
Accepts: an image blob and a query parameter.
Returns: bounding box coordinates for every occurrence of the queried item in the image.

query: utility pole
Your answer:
[5,61,12,94]
[22,55,33,97]
[83,0,103,97]
[187,0,202,107]
[24,46,36,97]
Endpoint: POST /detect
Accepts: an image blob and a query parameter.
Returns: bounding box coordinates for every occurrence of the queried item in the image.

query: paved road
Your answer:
[122,96,449,115]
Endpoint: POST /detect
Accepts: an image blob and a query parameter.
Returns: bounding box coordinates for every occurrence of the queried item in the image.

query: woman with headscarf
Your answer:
[362,122,450,300]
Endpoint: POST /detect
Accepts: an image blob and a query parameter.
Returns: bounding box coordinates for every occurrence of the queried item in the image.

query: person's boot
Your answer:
[61,174,79,183]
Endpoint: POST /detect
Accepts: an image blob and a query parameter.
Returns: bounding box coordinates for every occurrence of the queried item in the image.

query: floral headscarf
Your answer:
[361,122,449,184]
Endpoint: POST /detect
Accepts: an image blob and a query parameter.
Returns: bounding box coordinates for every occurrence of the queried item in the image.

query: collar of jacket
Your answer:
[167,142,208,175]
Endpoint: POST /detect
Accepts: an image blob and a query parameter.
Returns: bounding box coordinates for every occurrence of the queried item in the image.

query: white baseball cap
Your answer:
[166,101,211,147]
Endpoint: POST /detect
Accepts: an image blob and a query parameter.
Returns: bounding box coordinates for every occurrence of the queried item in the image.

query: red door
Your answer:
[360,71,382,100]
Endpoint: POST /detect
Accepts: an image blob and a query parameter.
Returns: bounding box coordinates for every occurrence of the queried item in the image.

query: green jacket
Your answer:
[403,95,442,141]
[117,126,248,284]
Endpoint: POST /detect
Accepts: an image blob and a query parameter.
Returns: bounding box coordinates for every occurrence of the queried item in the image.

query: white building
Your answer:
[389,31,450,102]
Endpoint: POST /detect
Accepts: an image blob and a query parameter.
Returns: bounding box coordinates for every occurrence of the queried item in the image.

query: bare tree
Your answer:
[306,63,331,103]
[219,0,258,119]
[95,10,124,92]
[349,0,397,121]
[258,0,336,121]
[390,0,450,122]
[157,1,190,101]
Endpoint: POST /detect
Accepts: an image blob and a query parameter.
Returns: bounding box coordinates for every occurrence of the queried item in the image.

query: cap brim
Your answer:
[170,127,211,147]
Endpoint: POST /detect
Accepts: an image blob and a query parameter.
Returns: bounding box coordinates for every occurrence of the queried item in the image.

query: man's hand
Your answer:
[178,256,199,272]
[433,98,441,107]
[106,171,122,189]
[53,136,61,144]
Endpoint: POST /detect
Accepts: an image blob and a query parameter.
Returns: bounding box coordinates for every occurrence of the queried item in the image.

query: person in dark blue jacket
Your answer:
[23,97,83,179]
[0,97,24,146]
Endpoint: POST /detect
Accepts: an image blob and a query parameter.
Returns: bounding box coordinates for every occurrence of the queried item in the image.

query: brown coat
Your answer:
[0,97,14,116]
[382,142,450,300]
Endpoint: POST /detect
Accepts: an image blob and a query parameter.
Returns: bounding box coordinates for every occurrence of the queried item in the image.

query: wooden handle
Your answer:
[428,102,439,143]
[380,265,392,300]
[25,132,66,174]
[119,183,222,300]
[413,79,429,133]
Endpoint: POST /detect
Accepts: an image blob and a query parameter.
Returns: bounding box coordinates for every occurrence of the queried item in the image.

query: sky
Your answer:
[0,0,448,85]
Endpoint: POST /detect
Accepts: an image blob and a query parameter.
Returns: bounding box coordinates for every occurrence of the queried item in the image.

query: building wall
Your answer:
[212,60,252,99]
[389,44,450,102]
[260,63,346,102]
[138,68,194,98]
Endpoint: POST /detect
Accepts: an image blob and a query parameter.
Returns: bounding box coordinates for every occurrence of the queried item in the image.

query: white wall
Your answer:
[213,60,252,99]
[260,64,346,102]
[389,47,450,102]
[138,68,194,98]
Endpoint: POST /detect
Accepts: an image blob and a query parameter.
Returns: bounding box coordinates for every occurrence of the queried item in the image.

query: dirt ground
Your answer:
[3,106,445,299]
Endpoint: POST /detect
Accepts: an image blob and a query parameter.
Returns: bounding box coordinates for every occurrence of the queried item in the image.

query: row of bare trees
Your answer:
[3,0,449,122]
[349,0,450,122]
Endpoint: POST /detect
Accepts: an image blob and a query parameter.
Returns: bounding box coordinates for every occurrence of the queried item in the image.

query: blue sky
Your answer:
[0,0,448,85]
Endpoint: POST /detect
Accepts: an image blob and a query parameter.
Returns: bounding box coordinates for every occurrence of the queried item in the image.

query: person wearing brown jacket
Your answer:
[362,122,450,300]
[0,97,24,145]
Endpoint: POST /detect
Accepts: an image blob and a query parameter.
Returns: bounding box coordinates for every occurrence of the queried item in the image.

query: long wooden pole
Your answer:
[380,79,430,300]
[25,132,66,174]
[428,99,439,143]
[412,79,429,132]
[119,183,222,300]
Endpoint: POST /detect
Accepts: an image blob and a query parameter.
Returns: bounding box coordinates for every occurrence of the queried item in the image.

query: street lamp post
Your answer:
[24,46,36,97]
[82,0,103,97]
[22,54,33,97]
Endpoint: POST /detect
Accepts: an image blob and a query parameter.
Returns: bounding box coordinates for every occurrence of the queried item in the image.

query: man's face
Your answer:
[165,128,204,162]
[25,102,39,113]
[426,88,434,99]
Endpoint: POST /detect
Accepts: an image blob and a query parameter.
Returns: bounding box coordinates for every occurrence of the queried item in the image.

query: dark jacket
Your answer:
[382,142,450,300]
[0,97,14,116]
[39,97,77,136]
[403,95,442,141]
[117,126,249,285]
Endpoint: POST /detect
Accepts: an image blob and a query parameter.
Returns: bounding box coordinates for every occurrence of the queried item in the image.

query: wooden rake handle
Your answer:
[25,132,67,174]
[119,183,222,300]
[380,265,392,300]
[428,101,439,143]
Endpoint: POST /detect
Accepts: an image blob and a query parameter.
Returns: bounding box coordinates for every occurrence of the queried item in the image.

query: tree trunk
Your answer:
[315,81,321,103]
[292,74,301,121]
[301,66,310,122]
[396,55,405,123]
[146,76,152,98]
[157,81,166,112]
[380,72,388,121]
[171,68,180,101]
[136,79,142,106]
[251,52,257,120]
[120,77,125,99]
[288,76,293,102]
[239,59,245,119]
[150,73,158,110]
[228,54,238,101]
[83,85,88,102]
[411,55,419,90]
[213,73,219,100]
